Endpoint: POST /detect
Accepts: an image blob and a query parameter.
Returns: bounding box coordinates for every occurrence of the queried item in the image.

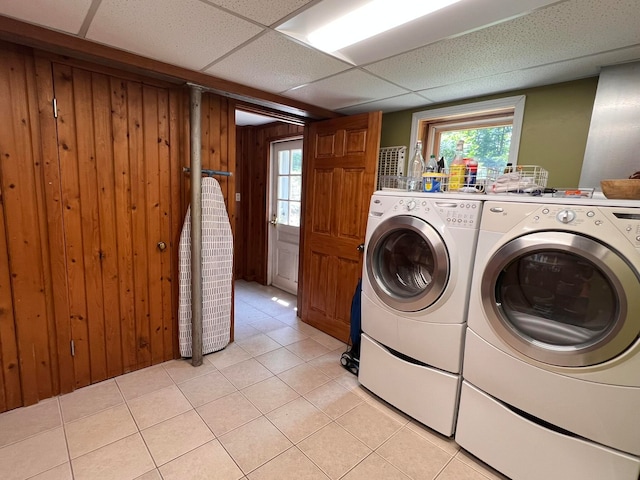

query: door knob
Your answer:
[357,243,365,252]
[157,241,167,251]
[269,214,278,226]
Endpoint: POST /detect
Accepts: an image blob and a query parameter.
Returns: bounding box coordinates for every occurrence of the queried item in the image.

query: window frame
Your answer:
[409,95,526,166]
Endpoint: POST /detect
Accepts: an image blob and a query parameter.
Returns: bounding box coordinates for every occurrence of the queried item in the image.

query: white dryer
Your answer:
[359,191,482,436]
[456,198,640,480]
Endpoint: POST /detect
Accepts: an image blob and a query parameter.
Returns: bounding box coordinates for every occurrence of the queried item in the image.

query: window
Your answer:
[276,146,302,227]
[410,96,526,175]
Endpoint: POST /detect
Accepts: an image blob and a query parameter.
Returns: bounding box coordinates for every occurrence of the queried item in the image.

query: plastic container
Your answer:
[423,173,446,193]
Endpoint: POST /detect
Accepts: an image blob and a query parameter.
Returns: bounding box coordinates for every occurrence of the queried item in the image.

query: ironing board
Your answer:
[178,177,233,357]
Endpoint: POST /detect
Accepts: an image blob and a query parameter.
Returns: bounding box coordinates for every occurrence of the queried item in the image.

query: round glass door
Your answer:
[366,215,449,312]
[482,232,640,367]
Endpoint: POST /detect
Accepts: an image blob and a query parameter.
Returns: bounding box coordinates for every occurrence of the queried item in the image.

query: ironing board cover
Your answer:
[178,177,233,357]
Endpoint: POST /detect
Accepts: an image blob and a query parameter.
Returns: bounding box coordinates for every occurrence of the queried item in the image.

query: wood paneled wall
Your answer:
[235,123,303,283]
[0,42,236,412]
[0,45,58,410]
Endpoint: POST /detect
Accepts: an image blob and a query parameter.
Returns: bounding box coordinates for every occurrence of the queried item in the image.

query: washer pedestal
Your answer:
[456,381,640,480]
[359,334,460,436]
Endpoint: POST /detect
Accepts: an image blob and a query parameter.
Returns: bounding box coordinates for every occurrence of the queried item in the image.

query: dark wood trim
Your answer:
[0,15,342,122]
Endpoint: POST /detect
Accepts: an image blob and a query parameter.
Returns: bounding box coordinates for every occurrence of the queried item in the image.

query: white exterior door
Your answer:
[269,138,302,294]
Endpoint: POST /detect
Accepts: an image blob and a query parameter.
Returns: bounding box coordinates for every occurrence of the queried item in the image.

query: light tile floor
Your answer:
[0,280,507,480]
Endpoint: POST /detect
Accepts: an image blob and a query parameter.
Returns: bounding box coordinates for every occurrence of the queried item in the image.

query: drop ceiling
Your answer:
[1,0,639,117]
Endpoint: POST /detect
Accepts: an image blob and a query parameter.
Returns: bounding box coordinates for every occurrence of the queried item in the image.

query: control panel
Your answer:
[395,197,480,228]
[526,204,640,248]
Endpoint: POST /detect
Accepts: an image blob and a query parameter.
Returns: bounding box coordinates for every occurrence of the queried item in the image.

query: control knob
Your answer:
[406,199,417,211]
[556,209,576,224]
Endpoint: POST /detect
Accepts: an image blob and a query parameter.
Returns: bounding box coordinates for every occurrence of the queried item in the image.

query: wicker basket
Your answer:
[600,179,640,200]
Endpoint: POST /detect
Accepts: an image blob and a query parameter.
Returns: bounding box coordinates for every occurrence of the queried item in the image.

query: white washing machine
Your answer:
[358,191,482,436]
[456,198,640,480]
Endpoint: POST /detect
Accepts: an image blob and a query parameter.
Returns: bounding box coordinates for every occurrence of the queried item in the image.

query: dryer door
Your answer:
[366,215,449,312]
[481,231,640,367]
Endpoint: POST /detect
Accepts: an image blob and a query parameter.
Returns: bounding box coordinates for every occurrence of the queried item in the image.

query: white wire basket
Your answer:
[377,146,406,190]
[424,167,499,193]
[486,165,549,194]
[379,175,409,191]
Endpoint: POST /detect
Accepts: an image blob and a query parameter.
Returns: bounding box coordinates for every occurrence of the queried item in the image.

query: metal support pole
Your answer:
[190,85,203,367]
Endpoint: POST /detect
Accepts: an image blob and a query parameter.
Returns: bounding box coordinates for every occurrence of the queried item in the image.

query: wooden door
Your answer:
[50,63,179,388]
[298,112,382,342]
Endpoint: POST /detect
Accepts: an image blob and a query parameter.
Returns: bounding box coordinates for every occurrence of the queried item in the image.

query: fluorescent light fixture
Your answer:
[307,0,462,53]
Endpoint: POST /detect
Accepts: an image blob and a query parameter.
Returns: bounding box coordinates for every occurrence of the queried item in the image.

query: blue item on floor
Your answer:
[341,278,362,375]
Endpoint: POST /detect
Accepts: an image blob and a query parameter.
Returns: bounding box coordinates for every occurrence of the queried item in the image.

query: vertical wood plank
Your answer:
[142,86,164,364]
[127,81,151,369]
[0,48,25,411]
[54,64,91,389]
[168,90,184,359]
[28,56,60,397]
[74,68,108,383]
[92,72,123,378]
[1,48,54,403]
[158,90,174,361]
[110,77,137,372]
[34,55,74,396]
[0,183,21,411]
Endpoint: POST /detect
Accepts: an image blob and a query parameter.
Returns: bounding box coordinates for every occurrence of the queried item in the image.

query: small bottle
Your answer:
[504,162,513,174]
[423,155,440,192]
[449,140,466,191]
[464,158,478,186]
[426,155,438,173]
[408,141,426,191]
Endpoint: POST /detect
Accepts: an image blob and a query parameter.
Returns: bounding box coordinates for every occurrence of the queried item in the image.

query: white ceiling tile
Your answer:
[336,94,435,115]
[204,31,350,93]
[277,0,558,66]
[419,45,640,104]
[0,0,93,34]
[283,69,408,110]
[204,0,312,26]
[365,0,640,92]
[86,0,263,71]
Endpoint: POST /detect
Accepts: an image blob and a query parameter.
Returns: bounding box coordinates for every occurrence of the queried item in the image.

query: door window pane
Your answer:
[278,177,289,200]
[290,176,302,201]
[291,149,302,174]
[279,151,290,175]
[278,200,289,224]
[289,201,301,227]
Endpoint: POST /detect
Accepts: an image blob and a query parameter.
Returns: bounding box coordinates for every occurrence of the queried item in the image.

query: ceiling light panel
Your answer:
[205,31,350,93]
[87,0,263,71]
[307,0,462,53]
[0,0,93,34]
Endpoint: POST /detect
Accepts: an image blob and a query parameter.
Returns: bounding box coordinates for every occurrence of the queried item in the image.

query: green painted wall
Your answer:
[380,77,599,188]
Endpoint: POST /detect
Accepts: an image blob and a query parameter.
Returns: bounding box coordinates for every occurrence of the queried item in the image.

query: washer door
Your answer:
[482,231,640,367]
[366,215,449,312]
